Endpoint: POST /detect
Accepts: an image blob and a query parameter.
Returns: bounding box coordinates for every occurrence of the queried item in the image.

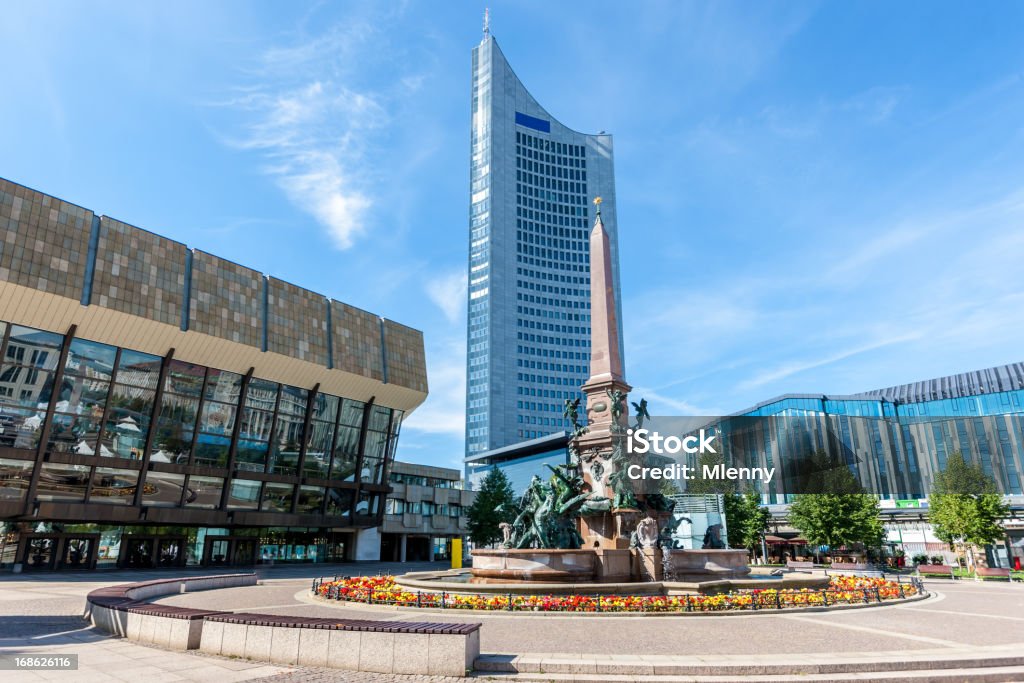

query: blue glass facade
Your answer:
[706,363,1024,502]
[465,35,623,460]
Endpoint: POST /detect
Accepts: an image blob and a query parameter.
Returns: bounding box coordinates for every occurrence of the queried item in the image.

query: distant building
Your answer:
[711,362,1024,501]
[382,461,474,562]
[465,32,624,460]
[465,432,570,495]
[0,178,427,571]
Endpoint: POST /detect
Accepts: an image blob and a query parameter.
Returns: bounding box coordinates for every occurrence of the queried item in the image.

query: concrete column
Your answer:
[428,538,435,562]
[399,534,407,562]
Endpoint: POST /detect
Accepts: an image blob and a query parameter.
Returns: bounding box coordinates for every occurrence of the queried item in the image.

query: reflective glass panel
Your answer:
[116,350,161,389]
[355,491,380,516]
[0,457,32,501]
[239,408,272,441]
[364,430,387,459]
[6,326,62,369]
[164,360,205,397]
[296,486,324,514]
[260,482,294,512]
[193,435,230,468]
[311,393,338,423]
[0,405,44,449]
[0,365,54,407]
[368,405,391,432]
[226,478,261,509]
[64,338,116,381]
[105,387,153,459]
[36,463,90,501]
[236,439,268,472]
[277,385,308,417]
[60,376,109,414]
[246,378,278,411]
[303,421,333,478]
[200,401,236,435]
[204,369,242,403]
[184,475,223,508]
[325,488,353,517]
[335,424,359,455]
[142,471,186,507]
[360,454,384,484]
[270,413,304,475]
[153,395,198,463]
[48,412,103,454]
[339,399,365,427]
[89,467,139,505]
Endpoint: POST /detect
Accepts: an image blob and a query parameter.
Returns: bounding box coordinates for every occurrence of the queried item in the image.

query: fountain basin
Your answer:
[471,548,597,582]
[668,548,751,581]
[395,568,830,597]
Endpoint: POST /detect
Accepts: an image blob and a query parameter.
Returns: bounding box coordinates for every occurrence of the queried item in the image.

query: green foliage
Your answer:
[788,455,884,554]
[686,452,737,495]
[466,468,516,547]
[723,490,771,554]
[929,452,1008,563]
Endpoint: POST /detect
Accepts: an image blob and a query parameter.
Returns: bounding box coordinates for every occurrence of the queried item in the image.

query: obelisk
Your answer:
[575,197,637,551]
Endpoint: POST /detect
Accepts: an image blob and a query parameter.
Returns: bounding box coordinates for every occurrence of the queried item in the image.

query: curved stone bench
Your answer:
[85,574,480,677]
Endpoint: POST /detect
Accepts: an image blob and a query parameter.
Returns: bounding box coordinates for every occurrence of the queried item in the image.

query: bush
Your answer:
[912,554,928,565]
[930,555,945,565]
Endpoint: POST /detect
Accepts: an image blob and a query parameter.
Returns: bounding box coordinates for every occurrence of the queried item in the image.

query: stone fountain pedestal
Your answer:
[641,547,751,582]
[470,546,750,583]
[471,548,597,582]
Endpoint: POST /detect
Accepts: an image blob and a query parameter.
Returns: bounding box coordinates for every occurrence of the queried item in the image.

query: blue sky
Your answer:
[3,2,1024,471]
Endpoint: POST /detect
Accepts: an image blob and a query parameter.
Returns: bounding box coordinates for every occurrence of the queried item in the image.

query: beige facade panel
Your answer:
[93,217,187,326]
[331,301,384,383]
[189,250,262,349]
[0,280,426,414]
[0,179,93,302]
[267,278,328,366]
[383,319,428,394]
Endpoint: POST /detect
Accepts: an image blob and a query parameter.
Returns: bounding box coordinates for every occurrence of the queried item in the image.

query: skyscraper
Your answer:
[465,31,624,458]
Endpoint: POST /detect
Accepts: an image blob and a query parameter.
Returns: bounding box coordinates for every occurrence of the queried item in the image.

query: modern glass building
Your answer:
[465,431,570,495]
[0,177,427,570]
[465,31,624,459]
[703,363,1024,502]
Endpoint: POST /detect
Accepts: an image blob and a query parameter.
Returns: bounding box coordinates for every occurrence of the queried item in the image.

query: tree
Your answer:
[737,491,770,561]
[466,468,516,547]
[686,452,737,495]
[788,453,884,561]
[929,452,1008,569]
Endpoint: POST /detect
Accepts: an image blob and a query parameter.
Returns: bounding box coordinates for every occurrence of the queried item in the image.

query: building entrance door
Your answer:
[202,536,257,567]
[118,536,188,568]
[20,536,56,570]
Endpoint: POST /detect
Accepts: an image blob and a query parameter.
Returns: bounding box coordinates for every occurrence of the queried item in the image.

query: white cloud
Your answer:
[426,270,467,323]
[219,12,426,251]
[227,76,383,250]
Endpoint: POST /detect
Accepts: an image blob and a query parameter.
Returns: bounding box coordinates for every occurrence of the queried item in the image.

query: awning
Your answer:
[765,535,808,544]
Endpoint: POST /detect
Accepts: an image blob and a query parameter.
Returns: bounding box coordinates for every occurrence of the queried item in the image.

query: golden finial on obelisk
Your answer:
[593,196,602,215]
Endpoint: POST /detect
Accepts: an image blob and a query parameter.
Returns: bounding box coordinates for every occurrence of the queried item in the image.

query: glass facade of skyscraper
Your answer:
[466,35,624,459]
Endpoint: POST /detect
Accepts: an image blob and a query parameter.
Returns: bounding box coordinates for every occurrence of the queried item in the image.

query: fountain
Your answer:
[464,199,758,592]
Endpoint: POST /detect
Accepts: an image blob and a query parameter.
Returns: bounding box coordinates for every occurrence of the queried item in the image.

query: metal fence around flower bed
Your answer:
[311,575,922,613]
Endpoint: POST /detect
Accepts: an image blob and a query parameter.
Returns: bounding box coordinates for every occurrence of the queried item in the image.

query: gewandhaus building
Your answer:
[0,178,427,571]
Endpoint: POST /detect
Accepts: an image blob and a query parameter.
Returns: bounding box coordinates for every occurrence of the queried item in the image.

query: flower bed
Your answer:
[312,575,918,613]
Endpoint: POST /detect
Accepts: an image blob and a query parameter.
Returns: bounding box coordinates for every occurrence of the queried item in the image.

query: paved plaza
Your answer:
[0,563,1023,681]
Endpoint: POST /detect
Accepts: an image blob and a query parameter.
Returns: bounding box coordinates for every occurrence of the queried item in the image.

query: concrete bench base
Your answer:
[199,621,478,677]
[85,574,480,677]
